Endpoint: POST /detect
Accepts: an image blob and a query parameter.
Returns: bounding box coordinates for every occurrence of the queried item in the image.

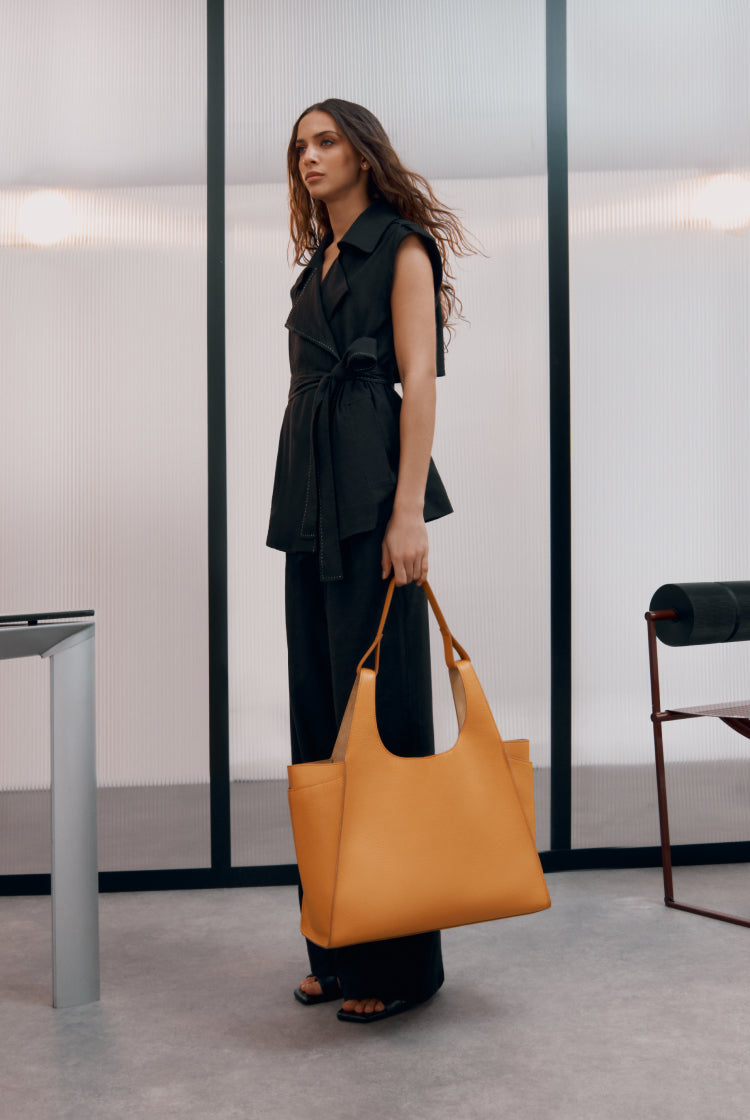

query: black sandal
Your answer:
[293,975,341,1006]
[336,998,413,1024]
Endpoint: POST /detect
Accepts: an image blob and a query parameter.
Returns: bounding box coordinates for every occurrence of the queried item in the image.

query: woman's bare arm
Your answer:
[381,233,438,586]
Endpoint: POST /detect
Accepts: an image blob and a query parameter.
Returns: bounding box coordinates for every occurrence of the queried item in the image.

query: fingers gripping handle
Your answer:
[356,577,470,675]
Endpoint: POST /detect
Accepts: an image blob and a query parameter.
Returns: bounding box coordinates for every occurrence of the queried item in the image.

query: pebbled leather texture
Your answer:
[287,578,550,949]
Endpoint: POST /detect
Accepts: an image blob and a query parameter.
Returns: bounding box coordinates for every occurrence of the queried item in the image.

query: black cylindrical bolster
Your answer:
[650,581,750,646]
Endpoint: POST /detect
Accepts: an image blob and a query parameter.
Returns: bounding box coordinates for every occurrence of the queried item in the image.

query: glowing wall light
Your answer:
[18,190,75,246]
[690,173,750,232]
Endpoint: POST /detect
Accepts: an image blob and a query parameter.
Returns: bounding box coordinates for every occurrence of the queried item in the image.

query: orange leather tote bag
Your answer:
[287,578,550,949]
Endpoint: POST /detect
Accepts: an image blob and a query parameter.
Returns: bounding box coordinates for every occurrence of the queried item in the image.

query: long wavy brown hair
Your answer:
[287,98,477,339]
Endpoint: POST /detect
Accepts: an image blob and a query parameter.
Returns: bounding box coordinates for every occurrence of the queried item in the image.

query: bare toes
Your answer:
[342,997,386,1015]
[300,977,322,997]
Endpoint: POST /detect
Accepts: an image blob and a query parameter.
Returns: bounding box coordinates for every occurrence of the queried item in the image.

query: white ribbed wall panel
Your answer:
[225,185,292,781]
[0,0,208,802]
[569,168,750,768]
[225,0,547,182]
[0,192,210,791]
[568,0,750,789]
[425,178,550,767]
[5,1,746,188]
[223,0,750,181]
[568,0,750,174]
[0,0,206,188]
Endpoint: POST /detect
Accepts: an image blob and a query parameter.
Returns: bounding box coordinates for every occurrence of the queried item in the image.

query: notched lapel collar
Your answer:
[285,258,340,359]
[318,202,397,322]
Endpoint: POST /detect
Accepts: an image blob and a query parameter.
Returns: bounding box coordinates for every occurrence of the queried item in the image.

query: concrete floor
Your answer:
[1,865,748,1120]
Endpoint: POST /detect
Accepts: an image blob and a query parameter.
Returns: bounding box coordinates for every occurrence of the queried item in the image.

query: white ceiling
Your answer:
[0,0,748,189]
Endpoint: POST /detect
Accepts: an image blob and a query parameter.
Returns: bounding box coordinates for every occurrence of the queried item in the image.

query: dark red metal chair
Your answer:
[646,581,750,929]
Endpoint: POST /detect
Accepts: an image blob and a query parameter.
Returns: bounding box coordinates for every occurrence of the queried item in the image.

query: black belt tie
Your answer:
[289,336,389,582]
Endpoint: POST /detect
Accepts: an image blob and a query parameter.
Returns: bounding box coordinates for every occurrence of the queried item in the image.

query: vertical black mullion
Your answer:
[546,0,572,850]
[207,0,231,880]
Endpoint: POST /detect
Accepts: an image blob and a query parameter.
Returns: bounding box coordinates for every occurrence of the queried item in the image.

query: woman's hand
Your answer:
[381,506,429,586]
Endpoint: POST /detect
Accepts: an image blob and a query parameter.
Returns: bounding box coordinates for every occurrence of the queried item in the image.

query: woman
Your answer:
[266,98,473,1023]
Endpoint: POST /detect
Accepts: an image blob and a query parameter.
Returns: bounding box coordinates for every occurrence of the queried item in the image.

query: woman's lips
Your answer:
[306,173,323,183]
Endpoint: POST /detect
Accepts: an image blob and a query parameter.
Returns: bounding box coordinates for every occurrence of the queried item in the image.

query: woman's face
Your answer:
[294,110,367,206]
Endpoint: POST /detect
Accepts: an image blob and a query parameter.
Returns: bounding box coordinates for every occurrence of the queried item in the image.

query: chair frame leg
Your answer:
[646,611,750,930]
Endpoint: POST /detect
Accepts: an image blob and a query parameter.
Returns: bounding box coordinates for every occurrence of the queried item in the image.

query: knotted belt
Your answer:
[288,336,390,582]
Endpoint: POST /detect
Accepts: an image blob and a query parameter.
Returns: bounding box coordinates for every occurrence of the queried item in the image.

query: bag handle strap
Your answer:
[421,580,471,667]
[356,577,470,675]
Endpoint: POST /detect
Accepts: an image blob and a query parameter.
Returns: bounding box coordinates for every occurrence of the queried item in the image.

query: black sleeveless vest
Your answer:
[266,198,453,581]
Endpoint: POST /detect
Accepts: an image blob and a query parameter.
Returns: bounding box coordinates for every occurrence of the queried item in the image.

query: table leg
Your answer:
[49,630,100,1008]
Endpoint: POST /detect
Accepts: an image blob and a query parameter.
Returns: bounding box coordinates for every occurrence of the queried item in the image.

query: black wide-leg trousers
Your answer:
[284,525,444,1005]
